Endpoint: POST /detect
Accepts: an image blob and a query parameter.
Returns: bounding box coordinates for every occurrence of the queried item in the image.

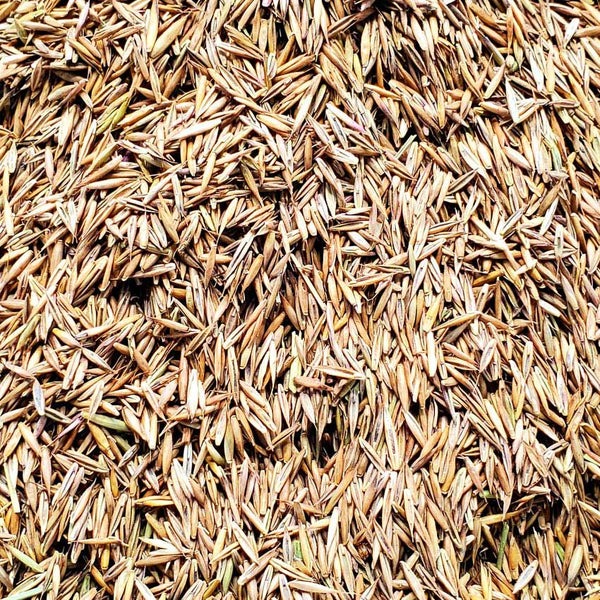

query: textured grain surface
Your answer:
[1,0,600,598]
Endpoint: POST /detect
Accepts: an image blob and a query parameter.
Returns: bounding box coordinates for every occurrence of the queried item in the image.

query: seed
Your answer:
[0,1,599,599]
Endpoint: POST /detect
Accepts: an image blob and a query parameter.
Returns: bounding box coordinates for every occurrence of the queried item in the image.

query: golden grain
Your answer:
[0,0,599,598]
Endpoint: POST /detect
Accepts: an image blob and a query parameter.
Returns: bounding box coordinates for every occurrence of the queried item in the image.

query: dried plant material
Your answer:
[1,0,600,599]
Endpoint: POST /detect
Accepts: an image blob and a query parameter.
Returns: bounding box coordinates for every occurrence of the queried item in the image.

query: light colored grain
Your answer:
[1,0,599,598]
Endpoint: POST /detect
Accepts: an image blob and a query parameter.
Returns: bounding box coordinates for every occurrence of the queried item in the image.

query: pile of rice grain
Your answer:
[1,0,600,598]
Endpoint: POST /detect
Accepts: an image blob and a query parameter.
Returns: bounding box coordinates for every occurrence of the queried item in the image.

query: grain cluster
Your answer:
[1,0,600,599]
